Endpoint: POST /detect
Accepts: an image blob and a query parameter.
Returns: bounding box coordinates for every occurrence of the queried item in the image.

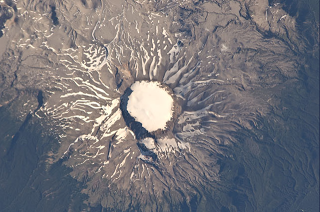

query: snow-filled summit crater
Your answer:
[127,81,174,132]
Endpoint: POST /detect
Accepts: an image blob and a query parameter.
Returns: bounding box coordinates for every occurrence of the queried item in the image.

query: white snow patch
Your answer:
[127,81,173,132]
[157,137,177,150]
[115,127,129,141]
[140,137,156,150]
[157,137,190,153]
[221,44,229,52]
[177,141,190,150]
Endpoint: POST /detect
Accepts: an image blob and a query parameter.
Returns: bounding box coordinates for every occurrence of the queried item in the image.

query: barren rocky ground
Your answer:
[0,0,318,211]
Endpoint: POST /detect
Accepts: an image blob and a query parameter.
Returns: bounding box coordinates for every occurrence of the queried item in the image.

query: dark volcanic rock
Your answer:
[0,3,14,37]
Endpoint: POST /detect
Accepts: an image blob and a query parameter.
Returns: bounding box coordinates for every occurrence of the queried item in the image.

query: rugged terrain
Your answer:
[0,0,318,211]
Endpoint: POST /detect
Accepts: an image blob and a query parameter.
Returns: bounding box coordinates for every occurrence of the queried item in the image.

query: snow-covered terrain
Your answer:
[127,81,173,132]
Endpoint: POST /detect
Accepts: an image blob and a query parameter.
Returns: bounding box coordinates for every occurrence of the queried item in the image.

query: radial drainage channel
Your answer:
[120,81,180,161]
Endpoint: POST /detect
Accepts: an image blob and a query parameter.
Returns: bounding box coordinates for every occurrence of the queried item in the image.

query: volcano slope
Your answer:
[0,0,318,211]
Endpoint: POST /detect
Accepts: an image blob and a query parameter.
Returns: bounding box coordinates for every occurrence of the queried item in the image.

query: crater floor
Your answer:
[127,81,173,132]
